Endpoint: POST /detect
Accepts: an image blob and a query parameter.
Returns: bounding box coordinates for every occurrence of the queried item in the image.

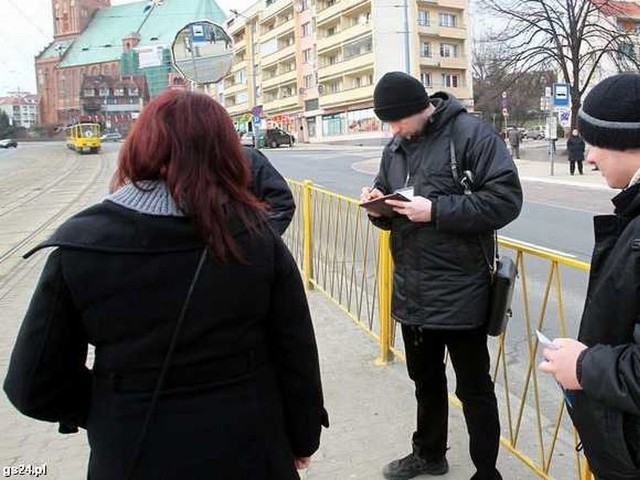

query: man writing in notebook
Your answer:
[360,71,522,480]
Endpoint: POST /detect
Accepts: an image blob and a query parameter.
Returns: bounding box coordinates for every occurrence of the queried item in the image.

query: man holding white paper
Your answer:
[361,72,522,480]
[538,73,640,480]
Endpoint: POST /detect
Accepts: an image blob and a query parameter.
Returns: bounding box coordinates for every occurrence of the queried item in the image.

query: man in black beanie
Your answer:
[360,71,522,480]
[539,73,640,480]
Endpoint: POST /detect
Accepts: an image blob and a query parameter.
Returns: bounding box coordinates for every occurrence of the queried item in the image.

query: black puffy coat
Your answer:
[245,147,295,235]
[566,135,586,162]
[370,93,522,329]
[4,201,327,480]
[568,184,640,480]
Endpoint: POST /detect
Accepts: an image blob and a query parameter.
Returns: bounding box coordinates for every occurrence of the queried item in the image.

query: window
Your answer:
[99,87,109,97]
[420,42,431,58]
[302,22,311,36]
[440,43,458,58]
[234,69,246,84]
[304,74,314,88]
[303,48,312,63]
[300,0,309,11]
[326,25,337,36]
[441,73,459,88]
[439,13,456,27]
[418,10,429,26]
[420,72,432,87]
[114,87,125,96]
[83,88,95,97]
[343,35,372,60]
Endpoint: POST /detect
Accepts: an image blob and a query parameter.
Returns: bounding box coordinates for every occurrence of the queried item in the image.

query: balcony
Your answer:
[232,36,247,51]
[262,69,298,90]
[263,94,301,113]
[439,56,467,69]
[317,52,374,81]
[261,44,296,67]
[226,101,250,116]
[319,83,374,108]
[261,0,293,23]
[418,55,439,67]
[225,82,247,95]
[438,0,466,9]
[417,24,467,40]
[317,22,371,53]
[260,18,295,43]
[317,0,369,26]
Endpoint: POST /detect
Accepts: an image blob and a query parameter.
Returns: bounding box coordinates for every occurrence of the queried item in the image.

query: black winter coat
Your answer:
[370,93,522,329]
[566,135,586,162]
[567,184,640,480]
[3,201,327,480]
[245,147,295,234]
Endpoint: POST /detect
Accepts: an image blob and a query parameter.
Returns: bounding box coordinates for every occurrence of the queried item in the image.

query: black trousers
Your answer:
[402,325,501,478]
[569,160,583,175]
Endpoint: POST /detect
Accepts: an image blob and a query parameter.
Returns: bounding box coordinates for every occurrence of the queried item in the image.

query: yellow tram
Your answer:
[65,123,101,154]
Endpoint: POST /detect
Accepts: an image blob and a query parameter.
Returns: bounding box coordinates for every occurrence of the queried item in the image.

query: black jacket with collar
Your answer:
[369,92,522,328]
[3,200,327,480]
[568,184,640,479]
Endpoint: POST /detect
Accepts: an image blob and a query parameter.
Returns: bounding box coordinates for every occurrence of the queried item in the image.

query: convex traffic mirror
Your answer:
[171,21,233,85]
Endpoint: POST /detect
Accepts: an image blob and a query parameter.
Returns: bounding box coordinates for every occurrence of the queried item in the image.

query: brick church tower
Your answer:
[52,0,110,39]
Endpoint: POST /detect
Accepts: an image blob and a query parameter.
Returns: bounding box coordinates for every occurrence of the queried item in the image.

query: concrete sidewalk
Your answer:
[304,292,539,480]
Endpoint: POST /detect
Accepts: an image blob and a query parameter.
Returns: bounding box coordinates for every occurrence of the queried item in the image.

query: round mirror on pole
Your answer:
[171,20,234,86]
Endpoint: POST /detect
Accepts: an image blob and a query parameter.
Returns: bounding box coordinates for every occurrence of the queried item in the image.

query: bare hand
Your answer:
[294,457,312,470]
[386,196,432,222]
[538,338,588,390]
[360,187,384,218]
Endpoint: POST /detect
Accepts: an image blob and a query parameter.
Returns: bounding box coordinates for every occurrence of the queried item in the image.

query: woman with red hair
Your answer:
[4,89,328,480]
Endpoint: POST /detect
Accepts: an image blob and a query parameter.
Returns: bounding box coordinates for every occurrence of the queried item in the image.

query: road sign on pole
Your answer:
[553,83,570,108]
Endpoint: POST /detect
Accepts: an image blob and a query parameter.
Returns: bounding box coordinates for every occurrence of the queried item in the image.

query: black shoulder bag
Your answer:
[449,123,517,337]
[125,248,208,479]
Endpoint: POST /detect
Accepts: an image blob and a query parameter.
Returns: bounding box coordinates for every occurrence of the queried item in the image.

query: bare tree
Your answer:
[481,0,640,128]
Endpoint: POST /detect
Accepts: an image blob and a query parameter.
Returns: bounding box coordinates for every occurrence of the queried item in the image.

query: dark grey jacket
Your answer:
[245,147,295,235]
[568,184,640,480]
[370,93,522,329]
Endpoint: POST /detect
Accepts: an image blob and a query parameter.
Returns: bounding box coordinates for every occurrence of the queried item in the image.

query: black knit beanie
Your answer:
[373,72,430,122]
[578,73,640,150]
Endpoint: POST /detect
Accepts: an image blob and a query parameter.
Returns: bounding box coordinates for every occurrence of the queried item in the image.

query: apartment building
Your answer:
[0,93,40,129]
[224,0,471,142]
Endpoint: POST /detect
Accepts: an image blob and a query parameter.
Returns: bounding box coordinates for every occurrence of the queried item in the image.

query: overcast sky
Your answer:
[0,0,254,96]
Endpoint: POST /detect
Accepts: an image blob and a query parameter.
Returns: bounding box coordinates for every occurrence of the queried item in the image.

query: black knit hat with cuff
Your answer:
[373,72,430,122]
[578,73,640,151]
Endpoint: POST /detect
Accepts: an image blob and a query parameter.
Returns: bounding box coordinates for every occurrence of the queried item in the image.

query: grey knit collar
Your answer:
[106,180,185,217]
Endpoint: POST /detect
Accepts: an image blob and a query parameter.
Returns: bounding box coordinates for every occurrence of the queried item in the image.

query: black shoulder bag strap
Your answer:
[125,248,208,480]
[448,115,498,276]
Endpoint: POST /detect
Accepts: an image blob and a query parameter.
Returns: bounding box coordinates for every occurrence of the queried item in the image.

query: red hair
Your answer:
[113,89,265,262]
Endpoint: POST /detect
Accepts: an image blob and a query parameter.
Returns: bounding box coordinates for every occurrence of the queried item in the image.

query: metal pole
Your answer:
[302,180,314,290]
[403,0,410,73]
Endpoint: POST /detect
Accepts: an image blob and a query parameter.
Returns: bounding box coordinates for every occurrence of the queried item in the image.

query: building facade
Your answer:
[0,93,40,129]
[36,0,226,128]
[223,0,472,142]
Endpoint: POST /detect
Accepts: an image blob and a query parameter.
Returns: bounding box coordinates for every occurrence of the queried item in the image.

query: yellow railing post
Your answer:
[375,231,393,365]
[302,180,314,290]
[582,463,593,480]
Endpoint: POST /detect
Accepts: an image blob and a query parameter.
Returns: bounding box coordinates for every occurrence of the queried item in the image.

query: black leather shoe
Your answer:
[382,453,449,479]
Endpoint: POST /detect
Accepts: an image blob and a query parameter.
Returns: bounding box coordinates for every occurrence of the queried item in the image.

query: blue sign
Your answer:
[191,24,206,43]
[553,83,570,108]
[252,116,261,126]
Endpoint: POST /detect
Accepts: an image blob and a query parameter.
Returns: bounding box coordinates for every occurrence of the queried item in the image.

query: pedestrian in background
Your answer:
[566,129,585,175]
[4,89,328,480]
[539,73,640,480]
[507,126,522,159]
[361,71,522,480]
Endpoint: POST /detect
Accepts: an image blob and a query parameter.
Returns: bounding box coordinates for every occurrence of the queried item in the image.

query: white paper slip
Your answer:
[536,330,559,350]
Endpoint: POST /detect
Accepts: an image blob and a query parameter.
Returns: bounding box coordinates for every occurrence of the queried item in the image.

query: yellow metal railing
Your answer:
[282,180,594,480]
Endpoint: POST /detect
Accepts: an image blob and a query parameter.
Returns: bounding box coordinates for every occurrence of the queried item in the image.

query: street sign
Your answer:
[252,115,261,126]
[553,83,570,108]
[558,109,571,128]
[502,108,509,117]
[191,24,206,43]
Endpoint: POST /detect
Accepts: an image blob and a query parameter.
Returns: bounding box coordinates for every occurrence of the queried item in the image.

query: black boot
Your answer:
[382,453,449,479]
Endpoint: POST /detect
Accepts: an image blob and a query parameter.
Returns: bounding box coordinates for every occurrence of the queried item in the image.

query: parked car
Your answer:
[0,138,17,148]
[529,126,545,140]
[100,132,123,142]
[239,131,255,147]
[264,128,295,148]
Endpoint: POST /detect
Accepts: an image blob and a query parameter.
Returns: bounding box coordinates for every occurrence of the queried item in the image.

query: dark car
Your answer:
[264,128,295,148]
[0,138,17,148]
[100,132,123,142]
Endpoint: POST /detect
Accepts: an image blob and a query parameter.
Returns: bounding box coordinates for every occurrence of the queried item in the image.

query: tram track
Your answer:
[0,151,114,300]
